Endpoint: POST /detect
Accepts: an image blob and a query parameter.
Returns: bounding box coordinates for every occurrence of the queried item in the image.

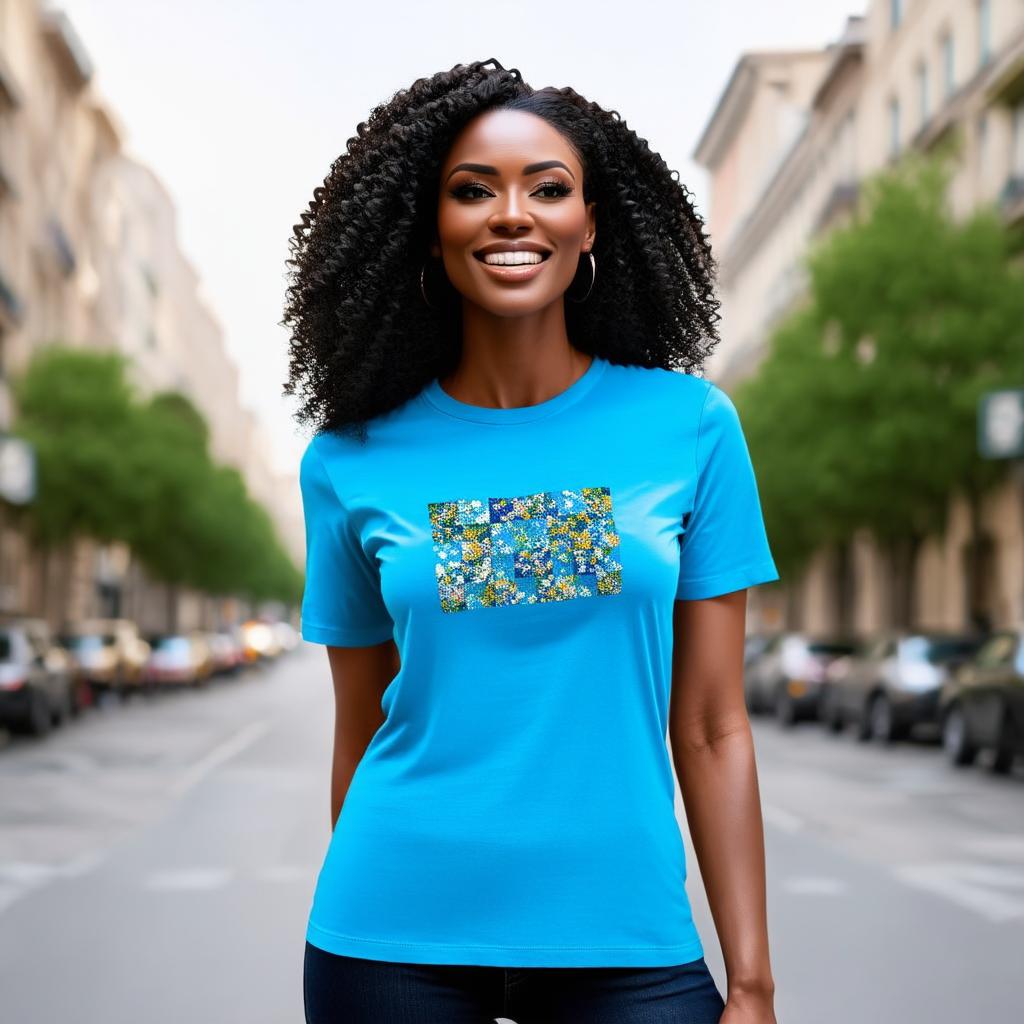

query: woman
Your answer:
[284,58,780,1024]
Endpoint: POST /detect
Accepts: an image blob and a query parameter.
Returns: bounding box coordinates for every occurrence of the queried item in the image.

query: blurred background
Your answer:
[0,1,1021,1022]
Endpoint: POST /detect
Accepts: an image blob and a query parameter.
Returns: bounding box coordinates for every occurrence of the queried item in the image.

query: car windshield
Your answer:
[974,632,1020,669]
[807,641,857,656]
[66,634,115,649]
[0,633,11,659]
[901,636,981,664]
[155,637,190,653]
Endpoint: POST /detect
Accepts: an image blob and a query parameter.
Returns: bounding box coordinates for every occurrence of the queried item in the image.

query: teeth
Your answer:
[481,251,545,266]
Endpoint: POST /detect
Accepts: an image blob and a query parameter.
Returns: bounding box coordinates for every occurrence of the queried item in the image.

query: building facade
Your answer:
[0,0,301,629]
[694,0,1024,635]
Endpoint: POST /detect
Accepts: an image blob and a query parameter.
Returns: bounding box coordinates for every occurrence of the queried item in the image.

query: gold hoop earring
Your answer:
[420,261,435,309]
[568,251,596,304]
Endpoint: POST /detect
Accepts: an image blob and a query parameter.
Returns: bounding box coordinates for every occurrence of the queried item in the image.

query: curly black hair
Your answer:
[282,57,720,443]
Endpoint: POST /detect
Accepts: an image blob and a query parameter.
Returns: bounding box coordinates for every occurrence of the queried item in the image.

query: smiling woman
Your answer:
[282,58,721,440]
[285,57,779,1024]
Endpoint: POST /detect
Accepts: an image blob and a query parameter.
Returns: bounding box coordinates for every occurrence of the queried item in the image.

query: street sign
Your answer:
[977,389,1024,458]
[0,436,36,504]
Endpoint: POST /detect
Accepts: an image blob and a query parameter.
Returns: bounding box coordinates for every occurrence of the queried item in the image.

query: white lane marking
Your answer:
[761,802,804,833]
[144,868,234,891]
[253,864,315,884]
[957,836,1024,860]
[783,876,847,895]
[0,862,60,885]
[0,855,106,916]
[0,882,26,914]
[167,719,270,798]
[893,861,1024,922]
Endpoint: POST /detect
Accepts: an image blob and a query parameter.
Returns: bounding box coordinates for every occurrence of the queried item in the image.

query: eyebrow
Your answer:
[444,160,575,183]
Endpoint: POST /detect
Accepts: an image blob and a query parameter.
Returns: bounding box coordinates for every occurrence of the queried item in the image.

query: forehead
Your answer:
[440,109,581,176]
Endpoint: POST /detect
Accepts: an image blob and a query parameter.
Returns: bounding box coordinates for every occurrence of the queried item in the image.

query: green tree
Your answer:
[9,346,302,622]
[738,151,1024,626]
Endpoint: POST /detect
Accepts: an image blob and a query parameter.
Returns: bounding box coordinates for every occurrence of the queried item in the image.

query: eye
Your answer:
[450,181,492,200]
[449,179,575,200]
[533,180,574,198]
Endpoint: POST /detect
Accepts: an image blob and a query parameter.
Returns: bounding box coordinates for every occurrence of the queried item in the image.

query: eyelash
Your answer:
[450,179,574,200]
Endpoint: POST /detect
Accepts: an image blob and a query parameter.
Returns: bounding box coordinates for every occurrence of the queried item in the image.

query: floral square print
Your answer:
[428,487,622,613]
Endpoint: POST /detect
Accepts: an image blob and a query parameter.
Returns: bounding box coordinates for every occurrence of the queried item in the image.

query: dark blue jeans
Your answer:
[303,940,726,1023]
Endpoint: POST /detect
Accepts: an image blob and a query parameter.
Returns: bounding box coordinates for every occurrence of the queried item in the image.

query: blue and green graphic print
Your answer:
[428,486,622,612]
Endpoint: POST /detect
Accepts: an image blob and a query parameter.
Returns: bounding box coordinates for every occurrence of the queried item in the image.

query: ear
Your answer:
[584,201,597,251]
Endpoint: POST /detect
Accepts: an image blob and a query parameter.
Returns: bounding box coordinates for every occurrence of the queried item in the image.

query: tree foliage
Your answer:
[8,346,302,605]
[737,152,1024,580]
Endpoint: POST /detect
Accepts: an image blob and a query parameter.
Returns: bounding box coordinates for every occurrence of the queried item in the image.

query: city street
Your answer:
[0,644,1021,1024]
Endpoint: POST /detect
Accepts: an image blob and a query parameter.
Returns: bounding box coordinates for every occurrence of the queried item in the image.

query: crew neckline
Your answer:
[421,355,608,425]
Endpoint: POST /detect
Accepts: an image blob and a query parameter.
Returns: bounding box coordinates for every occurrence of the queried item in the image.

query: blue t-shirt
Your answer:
[299,354,779,968]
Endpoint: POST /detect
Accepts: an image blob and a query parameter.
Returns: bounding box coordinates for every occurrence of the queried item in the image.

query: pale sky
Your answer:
[60,0,863,478]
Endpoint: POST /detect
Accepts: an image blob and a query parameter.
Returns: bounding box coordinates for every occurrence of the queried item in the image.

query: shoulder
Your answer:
[598,362,712,430]
[603,360,713,415]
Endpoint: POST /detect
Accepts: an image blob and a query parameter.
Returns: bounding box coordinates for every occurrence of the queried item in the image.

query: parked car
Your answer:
[745,631,781,670]
[60,619,151,699]
[745,632,859,725]
[939,628,1024,774]
[205,629,245,676]
[820,630,985,743]
[271,621,300,654]
[239,619,280,661]
[0,618,76,736]
[144,632,214,688]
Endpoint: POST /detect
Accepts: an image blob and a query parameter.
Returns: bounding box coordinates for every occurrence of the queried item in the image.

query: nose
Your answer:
[487,189,533,232]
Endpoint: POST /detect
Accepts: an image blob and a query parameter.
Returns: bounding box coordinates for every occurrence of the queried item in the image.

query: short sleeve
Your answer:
[676,382,780,600]
[299,436,394,646]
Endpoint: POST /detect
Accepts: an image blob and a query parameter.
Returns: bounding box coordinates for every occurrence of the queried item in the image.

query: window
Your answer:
[889,95,901,158]
[978,0,992,67]
[975,632,1017,669]
[1013,99,1024,177]
[941,31,955,98]
[917,61,930,125]
[891,0,903,30]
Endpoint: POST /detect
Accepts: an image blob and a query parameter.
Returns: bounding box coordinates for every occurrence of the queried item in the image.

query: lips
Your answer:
[472,242,552,261]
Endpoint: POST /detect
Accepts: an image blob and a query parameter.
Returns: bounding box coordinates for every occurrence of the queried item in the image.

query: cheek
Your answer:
[437,201,480,248]
[546,203,590,245]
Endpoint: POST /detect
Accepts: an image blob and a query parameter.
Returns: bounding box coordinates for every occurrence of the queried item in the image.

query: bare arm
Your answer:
[325,638,400,830]
[669,589,776,1017]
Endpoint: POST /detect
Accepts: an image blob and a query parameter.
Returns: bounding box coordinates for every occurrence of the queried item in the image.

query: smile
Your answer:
[473,250,551,281]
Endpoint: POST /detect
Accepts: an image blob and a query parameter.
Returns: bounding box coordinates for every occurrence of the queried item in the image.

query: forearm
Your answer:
[671,721,775,999]
[330,708,384,829]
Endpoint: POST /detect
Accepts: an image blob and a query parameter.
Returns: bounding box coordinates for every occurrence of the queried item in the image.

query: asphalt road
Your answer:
[0,645,1020,1023]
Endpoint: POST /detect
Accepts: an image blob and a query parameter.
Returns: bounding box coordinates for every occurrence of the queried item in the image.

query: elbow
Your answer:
[669,709,751,756]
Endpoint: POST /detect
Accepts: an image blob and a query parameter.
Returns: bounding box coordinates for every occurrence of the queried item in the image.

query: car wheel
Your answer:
[25,690,52,737]
[821,687,844,733]
[868,693,901,744]
[854,701,873,742]
[774,684,797,727]
[52,684,74,726]
[745,686,761,715]
[991,706,1015,775]
[942,704,977,766]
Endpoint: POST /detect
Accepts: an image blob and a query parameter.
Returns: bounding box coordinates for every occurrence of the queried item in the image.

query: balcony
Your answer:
[40,10,93,92]
[0,270,24,327]
[0,157,16,201]
[45,217,77,278]
[0,52,23,109]
[998,175,1024,224]
[814,180,860,234]
[985,51,1024,107]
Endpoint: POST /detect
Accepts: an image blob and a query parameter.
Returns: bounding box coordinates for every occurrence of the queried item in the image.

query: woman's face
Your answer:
[433,109,596,318]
